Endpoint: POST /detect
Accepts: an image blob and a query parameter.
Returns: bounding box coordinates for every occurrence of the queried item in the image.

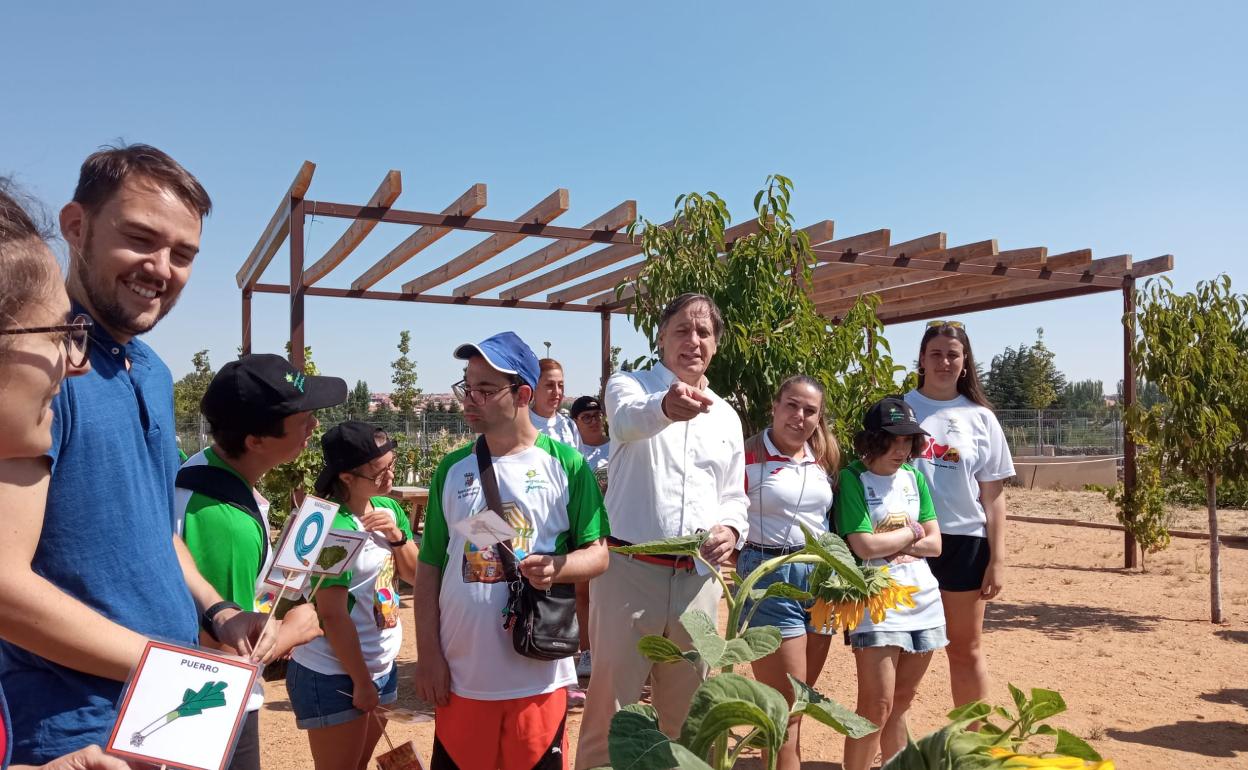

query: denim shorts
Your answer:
[850,626,948,654]
[286,659,399,729]
[736,544,829,638]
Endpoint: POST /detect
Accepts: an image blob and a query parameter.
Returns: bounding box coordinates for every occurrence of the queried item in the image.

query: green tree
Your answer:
[390,330,422,428]
[173,350,214,421]
[985,329,1067,410]
[345,379,372,419]
[624,175,903,438]
[1060,379,1105,410]
[1129,275,1248,622]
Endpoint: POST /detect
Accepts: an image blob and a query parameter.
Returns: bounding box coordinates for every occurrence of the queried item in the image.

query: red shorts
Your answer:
[431,688,567,770]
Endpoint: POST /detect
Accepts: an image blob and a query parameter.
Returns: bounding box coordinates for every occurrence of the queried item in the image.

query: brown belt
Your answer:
[607,536,696,571]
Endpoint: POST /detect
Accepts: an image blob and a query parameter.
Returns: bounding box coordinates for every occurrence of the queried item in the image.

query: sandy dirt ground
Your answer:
[258,489,1248,768]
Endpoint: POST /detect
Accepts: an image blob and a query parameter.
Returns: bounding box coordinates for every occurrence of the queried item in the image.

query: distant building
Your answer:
[368,391,458,414]
[369,392,394,413]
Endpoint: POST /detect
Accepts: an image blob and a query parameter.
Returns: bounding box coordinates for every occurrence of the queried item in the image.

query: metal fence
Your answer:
[994,409,1123,457]
[176,411,474,457]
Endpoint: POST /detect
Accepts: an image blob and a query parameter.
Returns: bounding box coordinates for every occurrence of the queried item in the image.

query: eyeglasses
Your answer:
[575,412,604,423]
[0,314,93,368]
[452,379,520,405]
[352,458,397,482]
[926,320,965,330]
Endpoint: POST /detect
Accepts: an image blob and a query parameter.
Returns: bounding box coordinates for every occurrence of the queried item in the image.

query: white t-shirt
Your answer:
[744,431,834,547]
[290,497,413,680]
[420,436,608,701]
[530,409,581,449]
[836,462,944,634]
[905,390,1016,538]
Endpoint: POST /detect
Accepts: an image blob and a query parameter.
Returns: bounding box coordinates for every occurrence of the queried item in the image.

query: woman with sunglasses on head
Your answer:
[904,322,1015,710]
[0,183,128,770]
[736,375,839,770]
[286,421,418,770]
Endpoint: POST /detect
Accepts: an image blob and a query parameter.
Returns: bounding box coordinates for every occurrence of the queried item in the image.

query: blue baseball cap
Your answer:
[453,332,541,390]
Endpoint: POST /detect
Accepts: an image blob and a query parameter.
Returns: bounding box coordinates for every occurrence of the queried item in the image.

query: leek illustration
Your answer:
[130,681,228,746]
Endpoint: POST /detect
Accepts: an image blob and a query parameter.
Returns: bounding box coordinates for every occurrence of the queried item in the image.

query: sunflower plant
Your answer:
[598,525,913,770]
[882,685,1112,769]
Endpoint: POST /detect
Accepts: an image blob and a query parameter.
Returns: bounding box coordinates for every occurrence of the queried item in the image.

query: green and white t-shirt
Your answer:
[420,434,608,701]
[291,496,414,681]
[174,448,272,712]
[836,461,944,634]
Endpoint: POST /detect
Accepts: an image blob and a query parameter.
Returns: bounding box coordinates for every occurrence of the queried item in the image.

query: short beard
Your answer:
[75,221,177,337]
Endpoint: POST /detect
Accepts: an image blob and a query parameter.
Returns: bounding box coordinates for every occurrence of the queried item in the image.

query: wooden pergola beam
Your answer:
[351,183,488,290]
[251,282,616,314]
[871,254,1161,324]
[453,200,637,298]
[402,189,570,294]
[302,170,401,287]
[813,238,995,297]
[804,229,908,290]
[846,250,1113,320]
[857,247,1086,310]
[546,219,832,306]
[235,161,316,288]
[814,245,1043,310]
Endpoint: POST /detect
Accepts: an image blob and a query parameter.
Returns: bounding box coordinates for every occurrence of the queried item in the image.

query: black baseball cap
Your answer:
[864,396,929,436]
[569,395,603,420]
[314,420,397,498]
[201,354,347,432]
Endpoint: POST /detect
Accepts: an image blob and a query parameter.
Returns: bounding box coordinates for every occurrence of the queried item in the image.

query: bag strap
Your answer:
[176,463,271,563]
[474,436,519,583]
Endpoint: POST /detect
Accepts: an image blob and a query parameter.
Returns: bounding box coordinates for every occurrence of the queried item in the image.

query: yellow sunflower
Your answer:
[986,747,1115,769]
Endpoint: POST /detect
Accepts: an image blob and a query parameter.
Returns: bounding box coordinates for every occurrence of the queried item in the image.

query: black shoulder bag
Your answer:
[474,437,580,661]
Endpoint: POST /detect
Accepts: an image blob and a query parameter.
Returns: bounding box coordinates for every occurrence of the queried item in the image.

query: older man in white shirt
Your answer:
[576,293,749,770]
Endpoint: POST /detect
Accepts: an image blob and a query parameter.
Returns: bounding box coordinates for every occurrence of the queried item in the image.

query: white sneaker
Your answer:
[576,650,593,678]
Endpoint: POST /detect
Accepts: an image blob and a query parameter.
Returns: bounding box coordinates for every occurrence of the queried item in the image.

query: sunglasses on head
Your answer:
[926,320,965,330]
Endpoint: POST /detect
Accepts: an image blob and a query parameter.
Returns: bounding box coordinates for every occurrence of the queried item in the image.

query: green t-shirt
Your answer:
[175,448,268,611]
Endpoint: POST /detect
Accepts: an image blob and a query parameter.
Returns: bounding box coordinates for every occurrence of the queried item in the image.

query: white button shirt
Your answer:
[603,363,750,544]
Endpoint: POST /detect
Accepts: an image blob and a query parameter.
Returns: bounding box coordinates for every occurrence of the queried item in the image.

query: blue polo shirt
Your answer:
[0,308,199,764]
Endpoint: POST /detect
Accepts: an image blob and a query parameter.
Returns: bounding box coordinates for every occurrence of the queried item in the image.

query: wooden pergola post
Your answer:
[1122,276,1139,568]
[600,311,612,397]
[241,288,252,355]
[289,198,307,371]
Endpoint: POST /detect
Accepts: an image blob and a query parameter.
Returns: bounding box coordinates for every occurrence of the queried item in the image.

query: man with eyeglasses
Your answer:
[414,332,609,770]
[172,354,346,770]
[0,145,286,764]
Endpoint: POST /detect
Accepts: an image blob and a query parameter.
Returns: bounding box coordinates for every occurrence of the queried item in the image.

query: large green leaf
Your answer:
[679,673,789,759]
[799,525,867,593]
[679,611,726,668]
[787,676,877,738]
[637,635,687,665]
[1026,688,1066,721]
[607,704,713,770]
[748,582,813,603]
[611,534,706,557]
[717,626,783,668]
[1054,729,1103,761]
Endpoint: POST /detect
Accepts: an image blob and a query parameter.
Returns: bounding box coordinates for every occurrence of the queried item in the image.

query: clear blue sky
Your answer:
[5,2,1245,399]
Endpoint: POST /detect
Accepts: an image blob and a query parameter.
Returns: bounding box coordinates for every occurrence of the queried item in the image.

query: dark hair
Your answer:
[917,323,992,408]
[853,428,927,462]
[73,143,212,219]
[0,180,59,359]
[773,375,840,474]
[208,415,288,459]
[659,292,725,342]
[328,428,393,503]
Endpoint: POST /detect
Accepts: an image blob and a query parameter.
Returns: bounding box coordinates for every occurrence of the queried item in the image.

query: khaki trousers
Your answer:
[574,552,722,770]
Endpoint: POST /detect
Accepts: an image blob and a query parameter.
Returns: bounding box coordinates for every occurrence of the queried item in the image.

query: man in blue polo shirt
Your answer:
[0,144,284,765]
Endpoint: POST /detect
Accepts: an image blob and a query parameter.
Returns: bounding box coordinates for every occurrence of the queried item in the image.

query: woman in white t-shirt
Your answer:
[904,321,1015,710]
[737,375,839,770]
[287,422,419,770]
[529,358,581,448]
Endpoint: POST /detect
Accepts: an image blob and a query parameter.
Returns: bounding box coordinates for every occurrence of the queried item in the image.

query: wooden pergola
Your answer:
[235,163,1173,567]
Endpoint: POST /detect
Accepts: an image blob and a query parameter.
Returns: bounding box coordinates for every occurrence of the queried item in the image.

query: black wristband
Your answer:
[388,532,409,548]
[200,600,243,642]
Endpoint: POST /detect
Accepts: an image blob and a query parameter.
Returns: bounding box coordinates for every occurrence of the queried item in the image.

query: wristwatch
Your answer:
[200,600,243,642]
[388,532,409,548]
